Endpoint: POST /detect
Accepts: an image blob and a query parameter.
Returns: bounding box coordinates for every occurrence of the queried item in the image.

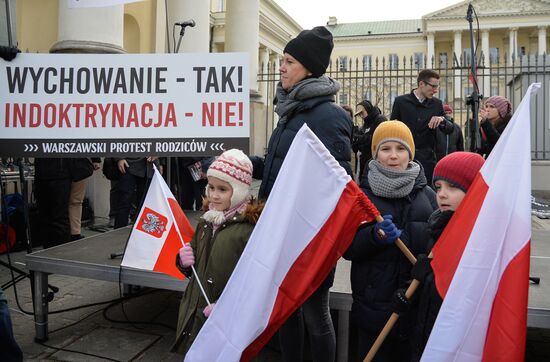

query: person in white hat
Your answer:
[172,149,263,355]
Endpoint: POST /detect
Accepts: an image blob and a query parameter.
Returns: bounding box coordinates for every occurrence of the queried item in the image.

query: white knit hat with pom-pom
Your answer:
[206,149,253,208]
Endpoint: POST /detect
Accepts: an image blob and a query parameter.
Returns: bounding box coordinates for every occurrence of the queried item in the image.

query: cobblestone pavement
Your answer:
[1,216,549,361]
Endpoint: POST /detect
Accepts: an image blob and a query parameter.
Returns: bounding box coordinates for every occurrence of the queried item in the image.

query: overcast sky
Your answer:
[273,0,465,29]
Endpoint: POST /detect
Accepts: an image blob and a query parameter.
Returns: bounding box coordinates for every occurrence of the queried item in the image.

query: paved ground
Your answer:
[2,215,550,361]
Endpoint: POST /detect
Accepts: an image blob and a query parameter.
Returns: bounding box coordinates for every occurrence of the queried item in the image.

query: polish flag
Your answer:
[422,83,540,361]
[121,167,195,280]
[185,125,379,361]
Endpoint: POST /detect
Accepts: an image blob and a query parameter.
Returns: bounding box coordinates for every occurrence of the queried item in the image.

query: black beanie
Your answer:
[283,26,333,77]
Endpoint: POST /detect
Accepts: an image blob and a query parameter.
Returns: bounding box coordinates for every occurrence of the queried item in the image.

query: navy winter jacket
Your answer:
[343,164,437,338]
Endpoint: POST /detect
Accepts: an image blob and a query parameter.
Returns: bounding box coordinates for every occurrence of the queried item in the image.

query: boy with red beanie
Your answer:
[394,151,485,361]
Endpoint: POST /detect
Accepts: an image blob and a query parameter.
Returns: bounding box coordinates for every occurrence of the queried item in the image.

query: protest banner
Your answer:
[0,53,249,157]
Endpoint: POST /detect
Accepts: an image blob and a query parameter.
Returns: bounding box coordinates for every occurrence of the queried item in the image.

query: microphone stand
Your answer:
[5,0,13,47]
[466,3,482,152]
[175,24,188,54]
[169,23,193,204]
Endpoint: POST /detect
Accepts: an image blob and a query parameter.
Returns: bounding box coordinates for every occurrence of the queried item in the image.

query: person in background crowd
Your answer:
[34,158,73,248]
[435,104,464,161]
[474,95,512,158]
[343,121,436,361]
[176,157,212,211]
[172,149,263,355]
[250,26,352,362]
[390,69,454,184]
[68,158,101,240]
[353,100,387,182]
[113,157,158,229]
[394,152,485,361]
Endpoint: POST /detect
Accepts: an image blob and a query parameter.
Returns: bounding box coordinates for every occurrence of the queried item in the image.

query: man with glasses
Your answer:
[390,69,454,184]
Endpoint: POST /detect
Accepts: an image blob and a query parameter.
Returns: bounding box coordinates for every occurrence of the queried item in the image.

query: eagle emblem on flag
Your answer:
[136,207,168,238]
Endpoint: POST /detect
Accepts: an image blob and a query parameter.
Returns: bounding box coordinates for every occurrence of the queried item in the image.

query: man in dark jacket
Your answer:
[352,100,387,182]
[390,69,454,184]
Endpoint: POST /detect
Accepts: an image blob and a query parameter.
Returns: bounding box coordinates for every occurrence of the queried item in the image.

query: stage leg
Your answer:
[336,309,349,362]
[33,271,49,342]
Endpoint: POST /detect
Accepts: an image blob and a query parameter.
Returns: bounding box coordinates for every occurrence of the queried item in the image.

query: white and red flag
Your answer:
[121,167,194,280]
[185,124,379,361]
[422,83,540,361]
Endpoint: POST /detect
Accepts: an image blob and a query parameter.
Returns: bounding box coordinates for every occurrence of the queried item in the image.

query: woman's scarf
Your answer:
[367,159,422,198]
[274,76,340,123]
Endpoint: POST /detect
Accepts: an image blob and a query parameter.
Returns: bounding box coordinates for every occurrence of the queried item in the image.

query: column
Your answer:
[509,28,518,63]
[51,0,124,53]
[427,32,435,68]
[225,0,260,93]
[259,46,270,104]
[539,26,547,55]
[166,0,210,53]
[481,30,490,98]
[154,0,167,52]
[453,31,462,99]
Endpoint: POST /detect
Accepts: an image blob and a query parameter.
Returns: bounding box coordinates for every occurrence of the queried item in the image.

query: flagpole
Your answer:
[153,165,212,306]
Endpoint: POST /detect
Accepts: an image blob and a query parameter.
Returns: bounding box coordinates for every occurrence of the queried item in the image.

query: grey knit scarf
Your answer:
[367,160,422,198]
[274,76,340,123]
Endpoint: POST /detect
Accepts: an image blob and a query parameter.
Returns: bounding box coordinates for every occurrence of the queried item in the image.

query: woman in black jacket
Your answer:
[251,26,353,362]
[343,121,437,361]
[476,95,512,158]
[352,100,387,182]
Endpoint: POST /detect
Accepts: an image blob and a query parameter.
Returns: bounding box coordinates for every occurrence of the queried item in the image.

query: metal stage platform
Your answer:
[26,220,549,362]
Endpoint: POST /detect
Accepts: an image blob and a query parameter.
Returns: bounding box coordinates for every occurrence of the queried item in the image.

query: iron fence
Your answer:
[258,53,550,160]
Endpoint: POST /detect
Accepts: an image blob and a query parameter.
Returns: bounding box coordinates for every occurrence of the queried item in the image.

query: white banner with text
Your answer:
[0,52,249,157]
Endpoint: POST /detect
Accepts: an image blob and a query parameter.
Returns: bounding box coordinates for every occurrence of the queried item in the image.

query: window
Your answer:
[339,56,348,71]
[363,55,372,70]
[520,46,526,56]
[339,92,348,105]
[491,86,499,96]
[489,48,499,65]
[389,54,398,70]
[439,53,448,68]
[414,52,424,69]
[463,50,472,67]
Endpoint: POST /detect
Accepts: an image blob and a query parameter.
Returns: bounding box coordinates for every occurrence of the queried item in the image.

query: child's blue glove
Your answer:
[374,214,401,245]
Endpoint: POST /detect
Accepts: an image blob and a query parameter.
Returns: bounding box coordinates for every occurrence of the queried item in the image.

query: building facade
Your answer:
[6,0,549,214]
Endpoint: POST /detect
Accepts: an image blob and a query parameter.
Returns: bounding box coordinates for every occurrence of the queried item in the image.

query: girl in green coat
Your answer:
[172,149,263,355]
